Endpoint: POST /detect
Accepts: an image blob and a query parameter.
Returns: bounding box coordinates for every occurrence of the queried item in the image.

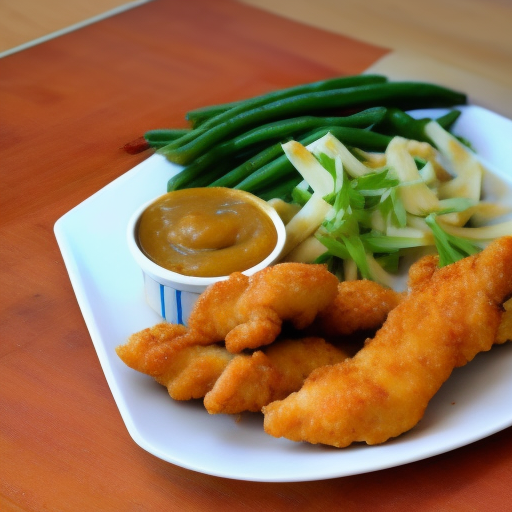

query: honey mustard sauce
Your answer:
[137,188,278,277]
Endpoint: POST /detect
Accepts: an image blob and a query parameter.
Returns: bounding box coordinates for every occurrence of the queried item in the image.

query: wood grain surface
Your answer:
[242,0,512,91]
[3,0,512,93]
[1,0,511,511]
[0,0,143,53]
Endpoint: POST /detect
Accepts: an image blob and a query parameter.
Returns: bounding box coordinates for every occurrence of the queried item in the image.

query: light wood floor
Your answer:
[2,0,511,97]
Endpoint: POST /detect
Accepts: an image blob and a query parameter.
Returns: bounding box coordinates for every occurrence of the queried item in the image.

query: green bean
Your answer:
[168,160,235,191]
[257,175,303,202]
[144,130,195,150]
[147,140,185,149]
[233,154,295,193]
[435,109,461,130]
[234,127,392,194]
[375,108,462,142]
[124,129,193,154]
[324,126,392,151]
[166,143,269,192]
[208,141,288,189]
[165,82,466,165]
[144,128,192,142]
[185,103,241,128]
[184,74,388,128]
[377,109,433,141]
[165,108,386,191]
[161,75,388,153]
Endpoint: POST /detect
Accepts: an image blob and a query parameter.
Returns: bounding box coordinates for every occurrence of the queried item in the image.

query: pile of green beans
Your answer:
[150,74,387,154]
[184,74,388,128]
[128,75,467,198]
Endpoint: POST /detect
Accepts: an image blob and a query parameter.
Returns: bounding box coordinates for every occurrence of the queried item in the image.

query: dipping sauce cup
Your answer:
[127,188,287,325]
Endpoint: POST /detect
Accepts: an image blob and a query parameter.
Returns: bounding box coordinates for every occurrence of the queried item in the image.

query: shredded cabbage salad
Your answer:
[270,121,512,288]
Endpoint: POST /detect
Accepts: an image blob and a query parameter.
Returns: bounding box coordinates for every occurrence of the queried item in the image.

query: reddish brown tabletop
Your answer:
[1,0,511,510]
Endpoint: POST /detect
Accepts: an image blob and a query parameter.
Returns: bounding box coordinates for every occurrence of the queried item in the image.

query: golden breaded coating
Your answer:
[406,254,438,291]
[116,323,233,400]
[155,345,234,400]
[312,280,404,337]
[115,323,188,376]
[496,298,512,344]
[263,237,512,448]
[174,262,339,354]
[204,351,280,414]
[204,337,350,414]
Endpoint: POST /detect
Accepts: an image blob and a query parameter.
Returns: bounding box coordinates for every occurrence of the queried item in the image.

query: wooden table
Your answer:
[1,0,511,510]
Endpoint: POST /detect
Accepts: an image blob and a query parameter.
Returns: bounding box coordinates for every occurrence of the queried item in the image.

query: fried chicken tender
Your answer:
[204,337,350,414]
[263,236,512,448]
[117,325,349,410]
[174,262,339,353]
[116,323,233,400]
[311,280,404,336]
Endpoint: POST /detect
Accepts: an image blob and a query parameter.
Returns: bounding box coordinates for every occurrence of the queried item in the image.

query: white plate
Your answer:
[55,105,512,482]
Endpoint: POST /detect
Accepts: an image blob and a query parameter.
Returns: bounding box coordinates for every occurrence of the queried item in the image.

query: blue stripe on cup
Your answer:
[160,284,166,320]
[176,290,183,325]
